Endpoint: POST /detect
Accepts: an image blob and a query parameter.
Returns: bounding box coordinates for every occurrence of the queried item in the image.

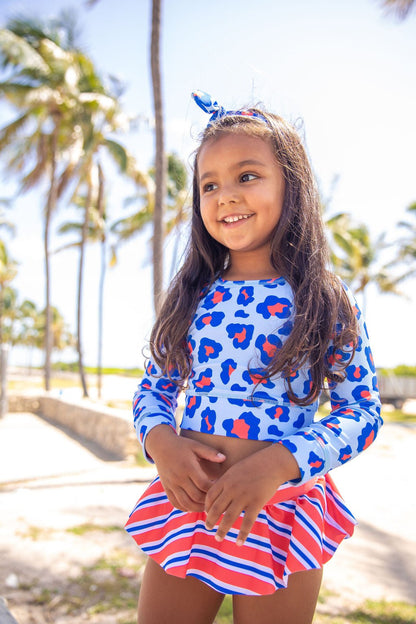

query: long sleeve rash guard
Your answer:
[133,276,382,484]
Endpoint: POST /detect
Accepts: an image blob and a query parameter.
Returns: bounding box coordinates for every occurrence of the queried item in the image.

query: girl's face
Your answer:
[198,133,285,274]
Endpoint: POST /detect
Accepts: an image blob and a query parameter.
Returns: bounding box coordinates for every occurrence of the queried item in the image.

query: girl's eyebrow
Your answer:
[199,159,266,183]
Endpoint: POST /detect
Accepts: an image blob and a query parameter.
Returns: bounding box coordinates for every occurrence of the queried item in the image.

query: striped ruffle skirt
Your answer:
[125,474,356,595]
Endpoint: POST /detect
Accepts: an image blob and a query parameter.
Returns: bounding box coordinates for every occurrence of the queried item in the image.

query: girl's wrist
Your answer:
[145,424,178,462]
[262,442,301,483]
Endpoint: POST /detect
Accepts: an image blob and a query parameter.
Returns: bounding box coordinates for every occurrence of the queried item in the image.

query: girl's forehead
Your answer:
[198,132,275,166]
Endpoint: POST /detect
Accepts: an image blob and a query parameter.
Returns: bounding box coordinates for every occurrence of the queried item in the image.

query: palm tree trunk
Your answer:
[97,163,105,400]
[44,123,59,391]
[77,184,92,398]
[150,0,166,314]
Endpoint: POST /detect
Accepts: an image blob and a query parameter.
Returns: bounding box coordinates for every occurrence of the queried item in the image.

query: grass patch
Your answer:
[61,550,142,616]
[134,448,149,467]
[66,523,123,536]
[212,596,416,624]
[346,600,416,623]
[314,600,416,624]
[17,525,51,541]
[381,409,416,423]
[214,595,233,623]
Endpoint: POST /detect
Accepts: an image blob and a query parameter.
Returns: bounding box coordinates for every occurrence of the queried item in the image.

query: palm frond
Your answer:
[0,29,49,73]
[104,138,128,172]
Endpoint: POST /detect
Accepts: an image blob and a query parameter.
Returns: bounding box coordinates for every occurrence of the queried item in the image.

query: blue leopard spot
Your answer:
[198,337,223,363]
[255,334,282,365]
[237,286,255,306]
[345,364,368,382]
[200,407,217,434]
[256,296,292,319]
[230,383,248,392]
[265,404,290,422]
[365,346,376,373]
[223,411,260,439]
[278,320,293,336]
[242,368,274,388]
[195,311,225,330]
[338,445,353,463]
[267,424,285,437]
[293,413,305,428]
[185,395,201,418]
[235,310,249,318]
[220,358,237,384]
[308,451,325,475]
[202,286,232,310]
[226,323,254,349]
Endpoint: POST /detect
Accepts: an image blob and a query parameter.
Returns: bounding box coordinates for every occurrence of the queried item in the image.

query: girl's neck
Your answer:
[222,257,280,282]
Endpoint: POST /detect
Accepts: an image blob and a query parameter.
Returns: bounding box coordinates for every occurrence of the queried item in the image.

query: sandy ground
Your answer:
[0,397,415,622]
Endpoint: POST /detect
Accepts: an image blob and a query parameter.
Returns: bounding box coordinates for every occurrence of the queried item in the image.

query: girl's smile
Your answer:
[198,133,285,277]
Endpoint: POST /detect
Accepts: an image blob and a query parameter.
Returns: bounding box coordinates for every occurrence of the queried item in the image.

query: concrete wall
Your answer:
[8,395,137,460]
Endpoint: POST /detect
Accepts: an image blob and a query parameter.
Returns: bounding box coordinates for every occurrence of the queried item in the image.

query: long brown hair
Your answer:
[149,109,358,405]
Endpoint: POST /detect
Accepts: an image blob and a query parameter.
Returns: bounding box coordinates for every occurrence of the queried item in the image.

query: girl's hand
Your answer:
[204,443,300,545]
[145,425,226,513]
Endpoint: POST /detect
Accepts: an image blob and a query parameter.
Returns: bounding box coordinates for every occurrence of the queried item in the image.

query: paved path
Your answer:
[0,410,415,619]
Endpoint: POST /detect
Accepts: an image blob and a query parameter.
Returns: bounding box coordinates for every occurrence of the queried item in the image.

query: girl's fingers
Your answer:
[235,508,259,545]
[190,468,216,493]
[204,488,232,531]
[171,485,205,512]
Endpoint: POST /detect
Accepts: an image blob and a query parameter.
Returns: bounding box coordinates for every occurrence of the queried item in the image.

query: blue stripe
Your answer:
[184,547,277,582]
[127,508,183,533]
[187,572,248,595]
[290,539,317,567]
[326,486,355,518]
[295,508,322,542]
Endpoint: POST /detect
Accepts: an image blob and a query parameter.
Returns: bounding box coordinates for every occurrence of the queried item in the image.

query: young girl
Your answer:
[125,91,382,624]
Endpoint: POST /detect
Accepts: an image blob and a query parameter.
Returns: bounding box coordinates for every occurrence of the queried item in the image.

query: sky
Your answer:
[0,0,415,371]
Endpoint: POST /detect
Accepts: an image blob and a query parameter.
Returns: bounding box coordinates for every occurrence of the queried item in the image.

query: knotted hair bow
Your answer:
[192,90,269,127]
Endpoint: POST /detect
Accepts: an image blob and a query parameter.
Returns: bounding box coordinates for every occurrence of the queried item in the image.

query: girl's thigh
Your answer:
[137,557,225,624]
[232,567,323,624]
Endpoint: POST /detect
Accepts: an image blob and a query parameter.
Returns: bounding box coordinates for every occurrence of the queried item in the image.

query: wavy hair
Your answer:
[149,109,358,405]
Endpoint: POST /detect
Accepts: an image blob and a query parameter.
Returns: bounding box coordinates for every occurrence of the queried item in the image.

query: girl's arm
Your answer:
[133,360,226,511]
[133,359,181,462]
[278,285,382,484]
[205,285,381,544]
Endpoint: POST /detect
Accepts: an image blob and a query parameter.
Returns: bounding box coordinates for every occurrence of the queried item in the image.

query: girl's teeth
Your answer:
[224,215,251,223]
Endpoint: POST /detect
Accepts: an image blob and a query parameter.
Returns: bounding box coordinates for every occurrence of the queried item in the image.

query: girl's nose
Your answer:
[217,184,239,206]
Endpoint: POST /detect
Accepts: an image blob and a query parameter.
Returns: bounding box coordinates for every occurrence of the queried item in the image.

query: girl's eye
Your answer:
[240,173,257,183]
[202,182,217,193]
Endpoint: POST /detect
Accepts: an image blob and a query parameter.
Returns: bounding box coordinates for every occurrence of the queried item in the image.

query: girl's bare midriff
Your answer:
[180,428,272,480]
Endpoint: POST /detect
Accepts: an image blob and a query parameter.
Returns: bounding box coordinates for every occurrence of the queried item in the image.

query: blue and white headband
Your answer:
[192,90,269,127]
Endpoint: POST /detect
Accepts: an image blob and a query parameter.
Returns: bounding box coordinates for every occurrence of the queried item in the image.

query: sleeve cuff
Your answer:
[279,431,329,483]
[135,416,178,463]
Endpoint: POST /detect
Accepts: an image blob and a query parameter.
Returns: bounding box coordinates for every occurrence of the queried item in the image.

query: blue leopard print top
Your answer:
[133,276,382,484]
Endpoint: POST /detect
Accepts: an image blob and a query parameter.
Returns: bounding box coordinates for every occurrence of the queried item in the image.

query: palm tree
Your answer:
[0,240,18,346]
[0,14,134,395]
[111,153,189,268]
[0,16,90,390]
[0,240,18,417]
[327,214,403,312]
[150,0,166,314]
[56,173,111,398]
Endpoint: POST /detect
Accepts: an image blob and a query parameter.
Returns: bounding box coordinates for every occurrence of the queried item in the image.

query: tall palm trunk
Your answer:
[150,0,166,314]
[77,182,92,398]
[44,122,59,391]
[97,163,105,400]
